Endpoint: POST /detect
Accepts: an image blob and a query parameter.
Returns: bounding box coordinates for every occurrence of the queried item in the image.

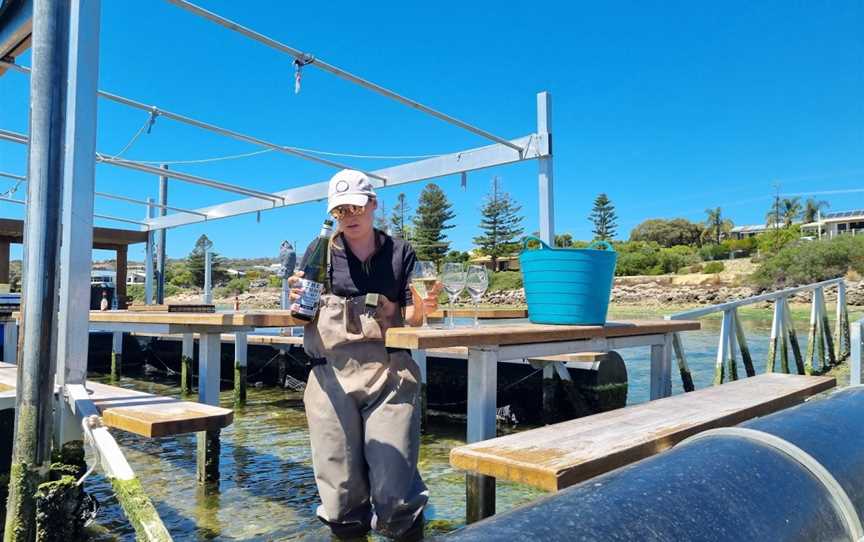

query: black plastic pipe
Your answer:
[442,386,864,542]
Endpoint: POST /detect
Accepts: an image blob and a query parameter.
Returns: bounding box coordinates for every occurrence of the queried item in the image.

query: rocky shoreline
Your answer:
[166,279,864,310]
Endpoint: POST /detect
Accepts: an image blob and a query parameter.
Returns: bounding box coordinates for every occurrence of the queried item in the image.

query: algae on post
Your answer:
[111,477,173,542]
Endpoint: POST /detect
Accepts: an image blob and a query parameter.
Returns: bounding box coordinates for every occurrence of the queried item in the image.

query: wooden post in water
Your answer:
[805,292,819,375]
[781,298,805,375]
[111,332,123,381]
[732,310,756,377]
[412,349,428,432]
[778,299,790,374]
[671,333,695,392]
[181,333,194,395]
[726,310,738,381]
[817,288,837,368]
[233,332,247,407]
[465,348,497,523]
[836,281,851,360]
[766,301,782,373]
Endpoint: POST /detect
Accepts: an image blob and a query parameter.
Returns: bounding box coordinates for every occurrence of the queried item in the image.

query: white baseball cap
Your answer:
[327,169,376,213]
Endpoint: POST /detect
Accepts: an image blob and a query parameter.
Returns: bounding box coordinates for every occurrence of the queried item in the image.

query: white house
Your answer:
[802,209,864,238]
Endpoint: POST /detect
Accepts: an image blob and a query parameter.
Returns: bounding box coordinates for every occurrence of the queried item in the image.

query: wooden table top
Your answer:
[385,320,701,350]
[88,309,299,328]
[450,373,835,492]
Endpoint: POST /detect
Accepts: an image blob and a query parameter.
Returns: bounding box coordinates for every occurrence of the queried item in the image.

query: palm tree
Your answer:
[703,207,733,244]
[802,198,830,223]
[781,197,802,228]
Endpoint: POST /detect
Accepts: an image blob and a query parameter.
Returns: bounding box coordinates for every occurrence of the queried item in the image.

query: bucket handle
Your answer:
[587,240,615,251]
[522,236,550,250]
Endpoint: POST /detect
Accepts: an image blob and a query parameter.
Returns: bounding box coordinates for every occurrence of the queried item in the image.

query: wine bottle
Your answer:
[290,219,334,322]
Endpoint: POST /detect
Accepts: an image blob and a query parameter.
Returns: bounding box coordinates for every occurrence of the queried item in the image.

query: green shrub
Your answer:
[489,271,523,291]
[164,283,181,298]
[756,226,801,255]
[268,275,282,288]
[751,235,864,288]
[724,237,758,256]
[126,284,144,303]
[699,244,730,261]
[223,277,249,295]
[703,261,725,274]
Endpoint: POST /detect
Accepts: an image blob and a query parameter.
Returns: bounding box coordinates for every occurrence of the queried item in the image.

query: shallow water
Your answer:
[85,310,836,540]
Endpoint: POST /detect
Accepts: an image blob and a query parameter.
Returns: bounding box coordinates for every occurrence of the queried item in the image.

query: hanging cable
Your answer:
[107,109,159,160]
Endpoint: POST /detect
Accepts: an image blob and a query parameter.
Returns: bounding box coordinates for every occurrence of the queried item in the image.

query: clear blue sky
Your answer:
[1,1,862,263]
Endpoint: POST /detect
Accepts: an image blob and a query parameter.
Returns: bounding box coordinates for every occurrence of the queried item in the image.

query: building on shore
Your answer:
[801,209,864,239]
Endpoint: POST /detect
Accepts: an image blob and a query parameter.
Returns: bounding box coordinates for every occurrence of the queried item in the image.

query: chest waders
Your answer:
[303,288,428,540]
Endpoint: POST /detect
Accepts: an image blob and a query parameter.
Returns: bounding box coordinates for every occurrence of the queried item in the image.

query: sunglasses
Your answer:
[330,204,367,220]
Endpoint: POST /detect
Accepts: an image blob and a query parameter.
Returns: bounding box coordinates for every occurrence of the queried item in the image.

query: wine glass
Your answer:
[441,263,466,328]
[410,261,438,328]
[465,265,489,327]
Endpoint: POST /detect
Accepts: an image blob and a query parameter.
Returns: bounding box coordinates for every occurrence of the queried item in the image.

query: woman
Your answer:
[289,169,439,541]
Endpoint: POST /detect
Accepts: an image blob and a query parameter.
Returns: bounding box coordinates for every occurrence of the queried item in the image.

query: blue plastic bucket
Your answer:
[519,237,617,325]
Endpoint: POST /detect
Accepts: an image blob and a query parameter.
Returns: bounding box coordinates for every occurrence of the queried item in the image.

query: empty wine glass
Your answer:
[441,263,466,328]
[465,265,489,327]
[410,261,438,328]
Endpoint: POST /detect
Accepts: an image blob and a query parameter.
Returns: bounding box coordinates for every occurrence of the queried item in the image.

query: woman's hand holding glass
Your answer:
[409,261,440,328]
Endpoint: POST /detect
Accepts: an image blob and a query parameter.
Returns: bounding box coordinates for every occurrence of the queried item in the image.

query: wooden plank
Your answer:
[0,362,232,438]
[450,373,835,492]
[128,303,216,313]
[88,309,298,327]
[0,218,147,246]
[386,320,701,350]
[428,308,528,319]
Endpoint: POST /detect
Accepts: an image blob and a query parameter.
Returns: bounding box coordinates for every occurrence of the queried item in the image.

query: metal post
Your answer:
[650,333,673,397]
[537,91,554,245]
[144,197,155,304]
[767,301,782,373]
[732,310,756,377]
[835,281,847,360]
[670,333,694,392]
[466,347,498,522]
[203,247,212,304]
[54,0,102,447]
[156,165,168,304]
[3,322,18,364]
[713,310,731,384]
[805,290,819,374]
[5,0,70,536]
[851,319,863,386]
[197,332,221,484]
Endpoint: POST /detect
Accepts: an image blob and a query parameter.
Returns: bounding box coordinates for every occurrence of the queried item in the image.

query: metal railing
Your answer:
[665,277,850,391]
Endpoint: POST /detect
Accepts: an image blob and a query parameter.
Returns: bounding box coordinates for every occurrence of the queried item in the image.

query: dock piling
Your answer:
[181,333,194,395]
[411,349,428,432]
[671,333,695,392]
[111,332,123,381]
[233,332,247,406]
[197,332,222,484]
[732,310,756,377]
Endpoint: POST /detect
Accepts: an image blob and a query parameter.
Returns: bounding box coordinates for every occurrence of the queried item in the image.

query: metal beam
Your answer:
[55,0,101,446]
[537,91,554,244]
[0,58,385,180]
[146,131,547,230]
[1,172,209,217]
[1,129,284,203]
[0,0,31,75]
[164,0,523,152]
[0,196,149,227]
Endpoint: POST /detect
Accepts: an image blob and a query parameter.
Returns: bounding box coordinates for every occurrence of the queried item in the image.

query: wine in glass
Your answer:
[441,263,466,328]
[465,265,489,327]
[411,261,438,328]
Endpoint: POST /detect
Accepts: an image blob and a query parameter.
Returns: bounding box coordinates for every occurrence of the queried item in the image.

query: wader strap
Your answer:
[308,357,327,367]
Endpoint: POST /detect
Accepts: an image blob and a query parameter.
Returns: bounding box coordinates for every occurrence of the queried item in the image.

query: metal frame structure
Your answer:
[0,1,555,537]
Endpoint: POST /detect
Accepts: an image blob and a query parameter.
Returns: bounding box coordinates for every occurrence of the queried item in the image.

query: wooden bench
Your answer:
[0,362,232,438]
[450,373,835,499]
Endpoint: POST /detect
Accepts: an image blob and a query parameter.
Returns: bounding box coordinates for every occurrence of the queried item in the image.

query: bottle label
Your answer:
[291,278,324,318]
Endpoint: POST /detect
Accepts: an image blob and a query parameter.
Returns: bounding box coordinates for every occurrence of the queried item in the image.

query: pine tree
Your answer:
[473,177,524,269]
[589,193,618,241]
[375,199,389,233]
[186,234,227,288]
[412,183,455,262]
[389,193,412,239]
